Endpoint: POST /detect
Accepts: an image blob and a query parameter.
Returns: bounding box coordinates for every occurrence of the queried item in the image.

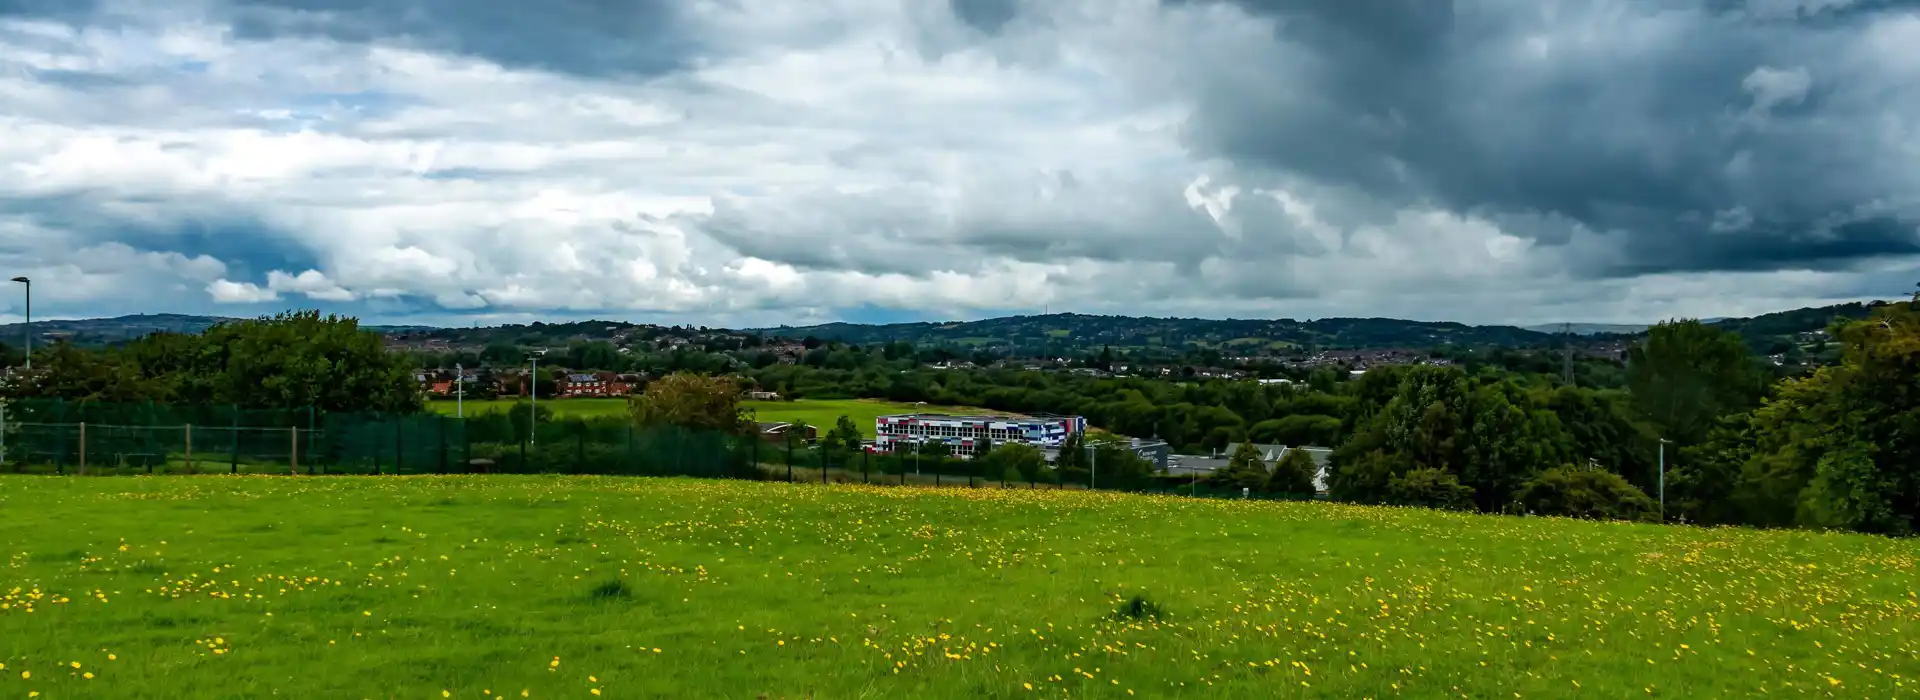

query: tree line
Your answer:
[5,300,1916,535]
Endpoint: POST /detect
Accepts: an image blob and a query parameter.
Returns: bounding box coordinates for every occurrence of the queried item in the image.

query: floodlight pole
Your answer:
[9,276,27,372]
[1658,438,1672,521]
[529,355,538,448]
[1086,442,1097,490]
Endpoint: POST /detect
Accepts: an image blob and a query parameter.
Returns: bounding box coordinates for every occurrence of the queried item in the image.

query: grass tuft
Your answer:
[588,578,631,600]
[1110,594,1167,621]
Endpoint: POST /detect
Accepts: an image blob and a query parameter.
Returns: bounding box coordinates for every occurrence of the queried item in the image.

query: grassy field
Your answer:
[428,398,993,438]
[426,398,629,418]
[0,477,1913,698]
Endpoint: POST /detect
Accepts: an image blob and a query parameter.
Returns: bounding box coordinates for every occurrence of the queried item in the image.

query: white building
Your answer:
[874,413,1087,458]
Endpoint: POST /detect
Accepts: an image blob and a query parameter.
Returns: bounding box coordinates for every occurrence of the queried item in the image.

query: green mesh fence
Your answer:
[0,399,1323,498]
[0,399,764,479]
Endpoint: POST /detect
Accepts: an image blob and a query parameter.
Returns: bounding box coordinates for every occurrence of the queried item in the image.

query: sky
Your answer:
[0,0,1917,329]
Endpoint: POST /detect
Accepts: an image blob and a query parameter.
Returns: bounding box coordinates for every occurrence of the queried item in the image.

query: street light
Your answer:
[528,351,545,448]
[8,276,27,372]
[1658,438,1673,521]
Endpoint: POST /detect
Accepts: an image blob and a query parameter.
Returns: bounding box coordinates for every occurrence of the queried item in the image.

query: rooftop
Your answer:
[877,412,1039,421]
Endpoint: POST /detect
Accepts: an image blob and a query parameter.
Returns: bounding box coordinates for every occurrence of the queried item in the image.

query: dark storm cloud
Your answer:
[221,0,697,77]
[949,0,1019,34]
[1171,0,1920,278]
[0,195,321,278]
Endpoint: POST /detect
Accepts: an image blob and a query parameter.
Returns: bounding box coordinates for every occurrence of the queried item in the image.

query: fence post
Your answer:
[307,406,316,474]
[78,421,86,475]
[439,417,449,474]
[394,418,404,474]
[290,426,299,475]
[229,405,239,474]
[785,436,793,483]
[185,424,193,473]
[862,449,869,484]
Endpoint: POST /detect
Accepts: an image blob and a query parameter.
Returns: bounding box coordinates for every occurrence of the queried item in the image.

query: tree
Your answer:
[822,415,864,454]
[1627,320,1768,448]
[1212,441,1269,492]
[976,442,1048,484]
[1702,301,1920,534]
[1387,468,1475,510]
[507,401,553,438]
[1267,447,1318,495]
[784,420,812,451]
[1513,464,1659,522]
[628,373,752,435]
[1053,431,1087,478]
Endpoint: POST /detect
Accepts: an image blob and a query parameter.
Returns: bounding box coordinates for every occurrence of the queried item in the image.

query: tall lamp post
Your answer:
[1657,437,1672,521]
[529,351,543,448]
[8,276,27,371]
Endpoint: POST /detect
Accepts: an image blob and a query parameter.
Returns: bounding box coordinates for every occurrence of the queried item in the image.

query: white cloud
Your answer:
[206,278,277,303]
[0,0,1913,327]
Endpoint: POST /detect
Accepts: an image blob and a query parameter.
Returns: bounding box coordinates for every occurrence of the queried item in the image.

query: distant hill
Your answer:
[1524,323,1651,335]
[754,313,1573,353]
[0,313,237,346]
[760,302,1914,355]
[4,300,1905,357]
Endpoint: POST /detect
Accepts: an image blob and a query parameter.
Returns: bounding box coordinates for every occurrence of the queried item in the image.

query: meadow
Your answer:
[0,476,1914,699]
[428,398,992,437]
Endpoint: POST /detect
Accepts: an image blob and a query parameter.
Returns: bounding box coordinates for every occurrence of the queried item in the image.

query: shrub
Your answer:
[1388,468,1475,510]
[1267,448,1318,496]
[1513,465,1659,522]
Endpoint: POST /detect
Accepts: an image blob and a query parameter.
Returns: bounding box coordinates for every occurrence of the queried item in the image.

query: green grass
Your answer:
[426,399,991,438]
[0,476,1913,699]
[425,398,629,418]
[743,399,994,438]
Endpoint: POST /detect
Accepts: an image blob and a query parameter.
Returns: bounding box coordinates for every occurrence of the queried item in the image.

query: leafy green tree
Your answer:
[977,442,1048,484]
[822,415,864,455]
[1627,320,1768,448]
[1387,468,1475,510]
[1212,441,1269,492]
[784,420,812,450]
[628,373,752,435]
[1329,366,1570,511]
[1513,464,1659,521]
[506,401,553,438]
[1053,431,1086,479]
[1267,447,1318,495]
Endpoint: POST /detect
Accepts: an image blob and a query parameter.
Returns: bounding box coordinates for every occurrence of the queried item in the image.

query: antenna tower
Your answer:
[1562,322,1574,386]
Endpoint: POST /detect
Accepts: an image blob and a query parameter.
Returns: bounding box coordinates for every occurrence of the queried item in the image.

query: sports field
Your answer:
[0,476,1912,698]
[428,398,992,437]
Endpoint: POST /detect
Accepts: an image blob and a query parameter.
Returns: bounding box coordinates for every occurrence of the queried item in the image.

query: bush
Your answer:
[1513,465,1659,522]
[1267,448,1318,496]
[1388,468,1476,510]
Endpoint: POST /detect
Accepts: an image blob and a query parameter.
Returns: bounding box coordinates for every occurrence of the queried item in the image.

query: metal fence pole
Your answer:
[78,421,86,475]
[229,406,239,474]
[862,449,869,484]
[290,426,299,475]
